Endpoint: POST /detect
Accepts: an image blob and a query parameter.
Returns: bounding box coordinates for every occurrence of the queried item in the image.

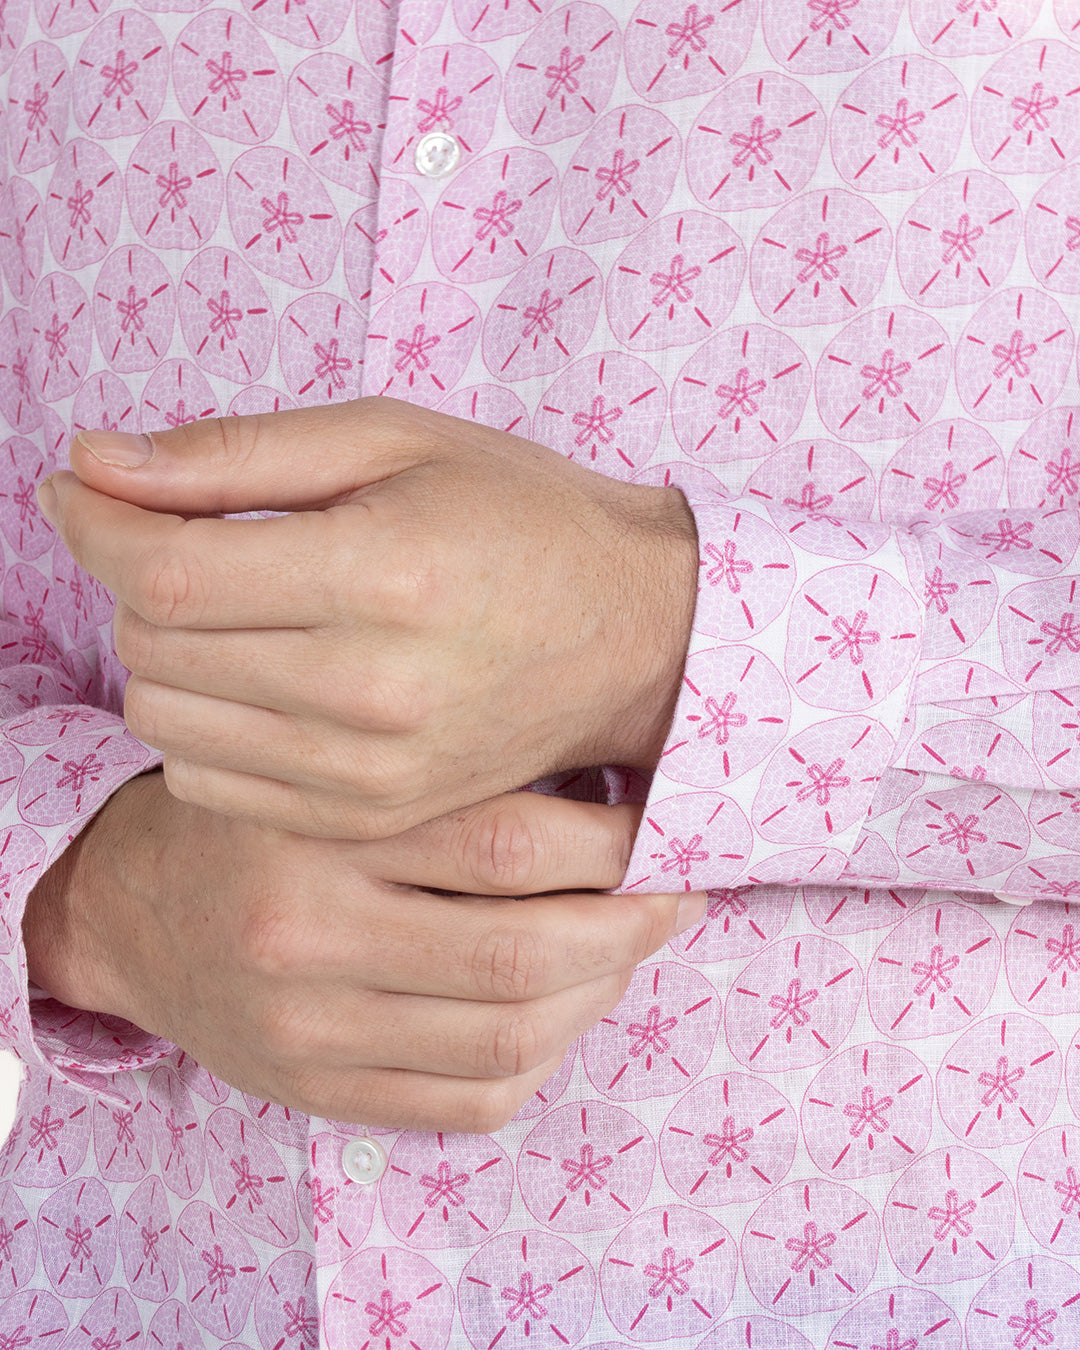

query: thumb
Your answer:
[68,400,412,516]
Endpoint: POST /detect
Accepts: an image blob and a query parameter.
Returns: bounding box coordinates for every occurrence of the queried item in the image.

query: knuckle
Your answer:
[236,901,309,982]
[139,540,205,628]
[464,805,542,896]
[487,1008,547,1079]
[463,1082,527,1135]
[112,605,153,674]
[471,924,547,1003]
[123,676,165,748]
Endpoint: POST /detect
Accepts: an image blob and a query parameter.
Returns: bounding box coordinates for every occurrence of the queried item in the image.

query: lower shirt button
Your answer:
[342,1135,388,1184]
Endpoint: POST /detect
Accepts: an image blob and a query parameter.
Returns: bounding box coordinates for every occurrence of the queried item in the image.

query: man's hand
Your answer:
[23,771,704,1132]
[37,399,698,839]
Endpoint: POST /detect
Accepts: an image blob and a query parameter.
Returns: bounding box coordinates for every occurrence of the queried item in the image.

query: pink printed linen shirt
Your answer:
[0,0,1079,1345]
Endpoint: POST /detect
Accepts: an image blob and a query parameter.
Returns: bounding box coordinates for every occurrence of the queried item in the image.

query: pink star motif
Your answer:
[1048,923,1080,966]
[164,1110,184,1155]
[24,83,47,131]
[116,285,147,334]
[206,51,247,101]
[260,192,303,246]
[283,1296,318,1348]
[501,1271,551,1323]
[1067,216,1080,252]
[923,461,967,510]
[473,189,522,241]
[325,99,370,151]
[1007,1298,1058,1348]
[784,482,841,524]
[12,477,37,525]
[795,757,851,807]
[314,338,354,389]
[595,147,640,201]
[650,253,701,306]
[101,49,137,99]
[785,1220,836,1272]
[57,753,104,793]
[703,538,753,592]
[876,98,926,149]
[1042,880,1080,898]
[230,1154,265,1205]
[828,609,880,665]
[703,1116,754,1165]
[872,1332,917,1350]
[90,1330,120,1350]
[112,1108,134,1144]
[156,162,191,210]
[950,763,987,782]
[928,1188,976,1240]
[697,691,747,744]
[1041,612,1080,656]
[978,1054,1025,1106]
[938,811,988,855]
[730,114,783,167]
[544,46,585,99]
[911,944,960,995]
[571,394,623,447]
[659,833,710,876]
[66,180,94,229]
[0,1328,30,1350]
[65,1215,92,1260]
[941,213,984,264]
[980,517,1034,553]
[843,1085,892,1137]
[44,313,69,365]
[665,5,715,57]
[1046,447,1080,497]
[309,1176,337,1224]
[715,366,766,420]
[11,352,31,401]
[201,1243,237,1296]
[708,888,749,918]
[417,85,462,133]
[141,1225,159,1261]
[208,290,243,341]
[165,399,197,428]
[795,231,848,284]
[861,349,911,400]
[644,1246,695,1297]
[393,322,441,373]
[1011,83,1059,132]
[561,1142,612,1191]
[522,288,562,337]
[992,329,1037,379]
[0,1219,13,1262]
[768,977,819,1029]
[1055,1165,1080,1213]
[366,1289,411,1337]
[924,566,959,615]
[420,1158,470,1207]
[626,1004,678,1057]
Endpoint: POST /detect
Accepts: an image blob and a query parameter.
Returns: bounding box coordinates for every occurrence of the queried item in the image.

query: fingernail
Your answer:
[36,476,57,522]
[77,428,155,468]
[676,890,708,934]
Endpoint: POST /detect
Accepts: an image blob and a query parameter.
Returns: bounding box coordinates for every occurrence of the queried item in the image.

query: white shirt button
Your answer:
[341,1135,388,1185]
[994,891,1034,907]
[415,131,461,178]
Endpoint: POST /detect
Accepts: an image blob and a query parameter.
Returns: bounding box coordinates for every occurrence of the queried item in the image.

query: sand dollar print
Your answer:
[0,435,54,563]
[957,288,1074,422]
[517,1102,654,1233]
[92,1081,152,1184]
[802,882,925,937]
[762,0,903,75]
[999,575,1080,691]
[454,0,555,45]
[947,505,1079,580]
[287,53,384,200]
[0,178,45,307]
[147,1066,205,1200]
[278,292,365,405]
[176,1200,258,1340]
[513,1049,576,1123]
[255,1252,316,1350]
[239,0,350,49]
[347,180,428,310]
[94,244,176,374]
[724,934,863,1073]
[671,885,794,966]
[300,1131,376,1258]
[172,10,283,145]
[119,1175,177,1302]
[38,1175,116,1298]
[532,351,666,477]
[71,10,167,138]
[72,369,139,445]
[140,357,218,433]
[1019,1127,1080,1257]
[381,1130,512,1248]
[34,0,113,39]
[146,1304,209,1350]
[694,507,796,644]
[750,190,892,327]
[226,146,341,289]
[126,121,224,252]
[0,1289,67,1345]
[1030,790,1080,853]
[1009,406,1080,512]
[911,0,1042,57]
[382,44,500,175]
[179,246,273,385]
[9,42,69,173]
[45,138,121,272]
[884,1146,1014,1284]
[972,40,1080,175]
[64,1289,141,1350]
[457,1231,594,1350]
[625,0,757,104]
[1059,0,1080,42]
[1007,857,1080,908]
[241,1095,305,1153]
[0,0,29,76]
[966,1256,1080,1350]
[827,1287,963,1350]
[902,717,1041,788]
[432,146,557,285]
[698,1317,814,1350]
[228,385,296,417]
[482,246,601,383]
[0,1181,39,1293]
[0,311,39,436]
[205,1107,298,1248]
[582,959,721,1101]
[881,420,1005,526]
[504,2,620,147]
[1026,164,1080,296]
[606,210,744,353]
[624,791,752,894]
[365,282,478,405]
[10,1073,90,1189]
[439,383,530,439]
[28,271,92,402]
[1033,689,1080,788]
[599,1205,737,1338]
[897,784,1031,883]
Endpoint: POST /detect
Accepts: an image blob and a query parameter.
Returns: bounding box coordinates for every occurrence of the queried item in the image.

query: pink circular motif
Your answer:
[632,459,728,501]
[279,293,365,406]
[1031,791,1080,852]
[897,784,1031,882]
[94,244,176,374]
[383,44,500,175]
[816,305,951,442]
[581,959,721,1101]
[517,1101,654,1232]
[433,146,558,284]
[625,791,752,893]
[72,10,167,138]
[881,420,1005,527]
[671,885,794,965]
[0,825,47,954]
[828,1285,963,1350]
[972,41,1080,175]
[226,146,341,289]
[0,310,40,435]
[381,1131,512,1248]
[17,726,147,826]
[762,0,904,74]
[967,1256,1080,1350]
[625,0,757,103]
[1059,0,1080,42]
[937,1013,1060,1149]
[146,1066,205,1199]
[1019,1127,1080,1256]
[9,42,69,172]
[34,0,112,38]
[177,1201,258,1340]
[140,357,219,433]
[172,10,283,145]
[302,1131,377,1258]
[29,270,92,402]
[698,1317,813,1350]
[783,563,922,712]
[867,901,1000,1040]
[255,1252,315,1350]
[903,718,1041,788]
[0,434,54,561]
[92,1083,152,1183]
[600,1204,736,1338]
[504,3,620,147]
[458,1231,594,1350]
[228,385,296,417]
[72,369,138,444]
[60,1288,141,1350]
[126,121,224,252]
[753,715,895,845]
[1006,855,1080,906]
[118,1175,177,1302]
[287,53,383,199]
[957,287,1074,421]
[911,0,1042,56]
[532,351,666,477]
[0,1181,38,1292]
[949,506,1079,579]
[0,178,45,306]
[884,1145,1014,1284]
[725,934,863,1072]
[803,882,925,936]
[205,1107,298,1248]
[999,575,1080,690]
[742,1179,879,1317]
[179,247,273,385]
[559,104,679,247]
[802,1041,933,1180]
[1034,691,1080,789]
[660,1072,797,1207]
[438,383,530,440]
[0,0,29,75]
[454,0,553,44]
[687,72,826,214]
[672,325,811,465]
[241,1096,305,1153]
[45,138,121,271]
[831,55,966,194]
[606,210,744,353]
[365,281,478,405]
[482,247,601,383]
[11,1074,90,1189]
[240,0,350,48]
[1009,405,1080,511]
[750,190,892,327]
[39,1175,116,1298]
[348,180,427,310]
[512,1049,576,1123]
[0,1289,66,1346]
[1027,164,1080,295]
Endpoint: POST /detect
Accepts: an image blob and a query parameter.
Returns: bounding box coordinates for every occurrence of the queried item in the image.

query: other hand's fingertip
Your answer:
[36,475,58,523]
[675,890,709,935]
